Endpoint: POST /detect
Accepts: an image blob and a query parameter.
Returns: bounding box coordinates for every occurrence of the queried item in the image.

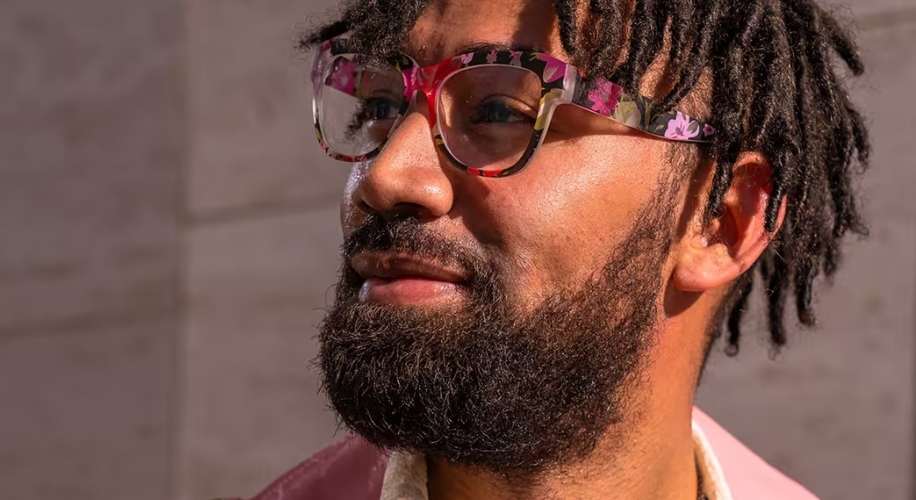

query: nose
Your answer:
[350,96,454,220]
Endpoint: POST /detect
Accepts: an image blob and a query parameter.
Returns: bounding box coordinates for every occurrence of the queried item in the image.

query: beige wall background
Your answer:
[1,1,914,499]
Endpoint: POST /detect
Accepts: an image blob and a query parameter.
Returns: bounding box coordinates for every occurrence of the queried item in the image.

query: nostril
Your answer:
[356,198,375,215]
[353,199,435,224]
[388,202,437,221]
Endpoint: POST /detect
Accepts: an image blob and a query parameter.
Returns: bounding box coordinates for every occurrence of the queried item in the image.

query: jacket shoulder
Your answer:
[244,434,387,500]
[693,408,819,500]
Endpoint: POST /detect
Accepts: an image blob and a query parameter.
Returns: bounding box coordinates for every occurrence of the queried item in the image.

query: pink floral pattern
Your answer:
[327,59,358,96]
[664,112,702,140]
[587,81,624,116]
[402,68,418,96]
[538,53,566,83]
[509,50,522,67]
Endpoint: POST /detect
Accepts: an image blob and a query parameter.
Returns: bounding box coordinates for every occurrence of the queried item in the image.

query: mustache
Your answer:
[342,214,489,285]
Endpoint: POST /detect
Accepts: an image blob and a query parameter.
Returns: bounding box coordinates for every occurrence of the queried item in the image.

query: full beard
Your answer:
[318,184,677,476]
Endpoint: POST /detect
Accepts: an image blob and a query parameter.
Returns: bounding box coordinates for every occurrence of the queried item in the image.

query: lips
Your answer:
[350,251,469,305]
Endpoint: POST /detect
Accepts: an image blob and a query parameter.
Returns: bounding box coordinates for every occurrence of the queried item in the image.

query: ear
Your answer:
[671,152,787,292]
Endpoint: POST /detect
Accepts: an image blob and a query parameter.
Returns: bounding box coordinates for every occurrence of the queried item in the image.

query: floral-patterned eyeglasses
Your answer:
[311,37,714,177]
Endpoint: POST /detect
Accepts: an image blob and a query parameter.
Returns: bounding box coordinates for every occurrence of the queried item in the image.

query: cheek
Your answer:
[468,137,666,291]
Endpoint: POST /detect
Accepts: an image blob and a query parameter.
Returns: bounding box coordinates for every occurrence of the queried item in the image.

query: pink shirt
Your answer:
[230,407,818,500]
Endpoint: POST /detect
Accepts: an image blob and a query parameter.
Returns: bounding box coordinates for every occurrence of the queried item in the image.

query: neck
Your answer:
[427,390,698,500]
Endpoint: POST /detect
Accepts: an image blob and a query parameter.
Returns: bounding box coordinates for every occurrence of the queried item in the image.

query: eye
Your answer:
[469,98,534,125]
[362,96,400,121]
[347,95,400,131]
[344,95,401,141]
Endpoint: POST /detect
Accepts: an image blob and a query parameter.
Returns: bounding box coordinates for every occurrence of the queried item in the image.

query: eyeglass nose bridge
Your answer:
[401,67,441,129]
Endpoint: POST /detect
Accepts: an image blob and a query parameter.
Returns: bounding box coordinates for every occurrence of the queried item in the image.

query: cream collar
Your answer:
[379,418,733,500]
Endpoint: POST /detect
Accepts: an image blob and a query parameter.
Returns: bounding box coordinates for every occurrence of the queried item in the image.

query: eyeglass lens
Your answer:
[319,56,543,171]
[319,55,406,158]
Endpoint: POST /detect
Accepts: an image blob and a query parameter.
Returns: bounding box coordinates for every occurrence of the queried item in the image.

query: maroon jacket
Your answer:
[226,435,387,500]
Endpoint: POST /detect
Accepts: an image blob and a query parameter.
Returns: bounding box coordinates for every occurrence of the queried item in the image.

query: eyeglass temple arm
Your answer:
[569,75,715,143]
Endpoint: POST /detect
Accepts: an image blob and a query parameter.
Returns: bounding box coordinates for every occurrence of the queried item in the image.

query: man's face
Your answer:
[341,0,677,307]
[319,0,689,474]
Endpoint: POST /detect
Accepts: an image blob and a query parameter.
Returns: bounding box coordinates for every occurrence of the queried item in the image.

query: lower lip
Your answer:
[359,277,464,305]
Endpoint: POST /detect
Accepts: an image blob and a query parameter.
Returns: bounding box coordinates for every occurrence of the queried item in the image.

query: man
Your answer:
[227,0,869,498]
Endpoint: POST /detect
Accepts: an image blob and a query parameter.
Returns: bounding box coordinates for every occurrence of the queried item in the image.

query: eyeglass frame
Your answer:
[310,36,715,178]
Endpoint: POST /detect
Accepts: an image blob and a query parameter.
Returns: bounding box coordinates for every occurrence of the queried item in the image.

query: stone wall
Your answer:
[0,0,184,499]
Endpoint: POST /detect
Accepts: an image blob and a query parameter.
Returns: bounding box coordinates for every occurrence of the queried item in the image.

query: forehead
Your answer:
[405,0,567,66]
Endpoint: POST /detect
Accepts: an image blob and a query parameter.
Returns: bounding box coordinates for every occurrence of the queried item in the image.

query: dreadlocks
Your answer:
[300,0,870,355]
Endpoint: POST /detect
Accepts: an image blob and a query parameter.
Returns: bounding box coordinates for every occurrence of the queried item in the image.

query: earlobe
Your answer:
[671,152,786,293]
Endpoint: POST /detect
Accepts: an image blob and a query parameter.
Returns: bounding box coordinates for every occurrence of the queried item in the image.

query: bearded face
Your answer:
[318,178,678,475]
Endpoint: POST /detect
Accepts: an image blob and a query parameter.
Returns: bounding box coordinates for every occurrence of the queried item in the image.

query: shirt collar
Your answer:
[379,417,733,500]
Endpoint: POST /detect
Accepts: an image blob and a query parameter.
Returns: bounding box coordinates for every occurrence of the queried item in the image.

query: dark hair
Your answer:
[300,0,870,355]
